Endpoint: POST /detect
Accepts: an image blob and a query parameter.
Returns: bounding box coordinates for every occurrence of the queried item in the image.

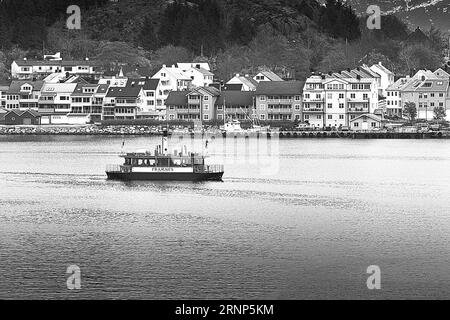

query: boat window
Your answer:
[124,158,131,165]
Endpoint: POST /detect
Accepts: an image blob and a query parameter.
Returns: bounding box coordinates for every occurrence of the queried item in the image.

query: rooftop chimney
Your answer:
[162,64,166,68]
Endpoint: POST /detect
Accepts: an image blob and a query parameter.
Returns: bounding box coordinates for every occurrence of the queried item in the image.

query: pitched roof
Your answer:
[191,67,214,76]
[165,91,188,106]
[257,70,284,81]
[41,83,77,94]
[106,86,142,98]
[8,80,44,93]
[256,81,304,95]
[215,91,254,107]
[350,114,382,122]
[126,78,160,90]
[434,68,450,78]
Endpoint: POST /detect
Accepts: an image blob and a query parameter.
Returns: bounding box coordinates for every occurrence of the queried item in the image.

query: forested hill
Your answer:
[0,0,447,82]
[0,0,360,53]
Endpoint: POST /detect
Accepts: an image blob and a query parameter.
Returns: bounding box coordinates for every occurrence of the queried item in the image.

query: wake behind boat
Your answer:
[106,131,224,181]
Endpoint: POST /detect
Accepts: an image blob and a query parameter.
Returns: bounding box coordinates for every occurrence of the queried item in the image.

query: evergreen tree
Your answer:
[137,17,159,51]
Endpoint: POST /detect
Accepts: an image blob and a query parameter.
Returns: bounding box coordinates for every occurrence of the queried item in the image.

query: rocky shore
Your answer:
[0,125,163,136]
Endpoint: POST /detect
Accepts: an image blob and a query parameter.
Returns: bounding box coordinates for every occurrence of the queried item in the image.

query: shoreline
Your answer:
[1,125,449,139]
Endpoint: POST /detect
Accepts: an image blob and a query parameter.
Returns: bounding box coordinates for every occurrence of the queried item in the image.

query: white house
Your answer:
[369,62,395,97]
[126,78,164,120]
[226,74,258,91]
[350,114,382,131]
[11,58,103,80]
[184,67,214,88]
[5,80,44,110]
[152,65,192,112]
[38,83,78,124]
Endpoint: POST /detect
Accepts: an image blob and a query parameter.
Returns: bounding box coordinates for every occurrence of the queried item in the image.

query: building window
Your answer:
[339,93,344,99]
[203,114,209,120]
[260,114,265,120]
[295,96,300,101]
[304,115,309,120]
[204,104,209,110]
[204,96,209,101]
[218,114,223,120]
[371,122,377,127]
[260,96,266,101]
[294,104,300,110]
[169,114,175,120]
[339,115,344,119]
[339,103,344,109]
[327,103,332,108]
[260,104,266,110]
[317,115,322,119]
[354,122,359,127]
[328,115,332,119]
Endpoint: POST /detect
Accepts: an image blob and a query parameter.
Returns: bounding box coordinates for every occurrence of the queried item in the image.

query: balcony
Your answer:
[348,98,369,103]
[267,99,294,103]
[303,107,324,113]
[177,108,200,113]
[267,108,292,114]
[348,107,369,113]
[303,98,324,102]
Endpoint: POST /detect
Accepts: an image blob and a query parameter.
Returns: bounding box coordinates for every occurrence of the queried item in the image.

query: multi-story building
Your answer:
[215,91,255,122]
[166,87,220,122]
[38,83,77,124]
[386,77,410,117]
[71,83,109,123]
[5,80,44,110]
[152,65,192,112]
[302,67,380,128]
[402,77,449,121]
[11,59,103,80]
[0,81,9,109]
[386,69,450,120]
[254,81,304,122]
[126,78,163,120]
[103,86,145,121]
[369,62,395,97]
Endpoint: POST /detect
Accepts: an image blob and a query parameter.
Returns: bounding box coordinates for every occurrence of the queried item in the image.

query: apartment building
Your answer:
[302,67,380,128]
[5,80,44,110]
[0,81,9,108]
[11,59,103,80]
[126,78,163,120]
[254,81,304,122]
[152,65,192,111]
[215,91,255,122]
[166,87,220,122]
[38,83,78,124]
[103,86,145,121]
[386,69,450,120]
[71,83,109,123]
[369,62,395,97]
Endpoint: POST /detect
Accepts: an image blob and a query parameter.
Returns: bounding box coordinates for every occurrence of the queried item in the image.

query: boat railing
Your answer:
[106,164,131,173]
[194,165,224,173]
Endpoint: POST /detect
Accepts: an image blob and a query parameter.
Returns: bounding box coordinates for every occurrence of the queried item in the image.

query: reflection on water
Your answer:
[1,135,450,299]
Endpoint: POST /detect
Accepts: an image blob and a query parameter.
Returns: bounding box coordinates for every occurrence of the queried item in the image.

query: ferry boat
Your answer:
[106,132,224,181]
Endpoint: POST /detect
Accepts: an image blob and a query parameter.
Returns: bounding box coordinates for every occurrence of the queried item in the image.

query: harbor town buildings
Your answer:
[1,56,450,126]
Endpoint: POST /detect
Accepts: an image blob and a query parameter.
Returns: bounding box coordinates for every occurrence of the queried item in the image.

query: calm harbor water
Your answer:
[1,135,450,299]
